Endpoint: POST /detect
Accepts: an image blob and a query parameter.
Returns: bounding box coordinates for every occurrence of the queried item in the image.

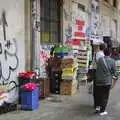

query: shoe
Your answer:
[100,111,108,116]
[95,106,100,111]
[94,106,100,114]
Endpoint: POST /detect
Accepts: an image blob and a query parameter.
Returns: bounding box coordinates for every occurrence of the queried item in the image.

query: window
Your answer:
[113,0,117,7]
[104,0,108,2]
[40,0,61,44]
[78,3,85,12]
[111,20,117,41]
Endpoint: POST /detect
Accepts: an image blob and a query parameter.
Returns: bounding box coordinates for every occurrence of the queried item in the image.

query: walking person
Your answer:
[95,48,118,116]
[93,43,106,110]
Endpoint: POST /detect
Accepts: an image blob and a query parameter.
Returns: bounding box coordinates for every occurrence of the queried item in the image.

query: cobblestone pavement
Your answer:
[0,81,120,120]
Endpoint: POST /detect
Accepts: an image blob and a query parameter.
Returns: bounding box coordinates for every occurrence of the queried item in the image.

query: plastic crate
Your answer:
[18,77,31,86]
[54,47,61,53]
[18,72,37,86]
[21,87,39,110]
[54,47,71,53]
[61,47,71,53]
[55,53,68,58]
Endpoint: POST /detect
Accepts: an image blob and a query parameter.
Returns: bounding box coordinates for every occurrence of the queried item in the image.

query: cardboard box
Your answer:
[60,80,77,95]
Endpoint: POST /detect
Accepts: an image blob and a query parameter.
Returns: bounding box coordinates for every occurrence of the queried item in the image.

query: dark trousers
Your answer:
[93,85,111,112]
[91,69,96,108]
[93,83,97,108]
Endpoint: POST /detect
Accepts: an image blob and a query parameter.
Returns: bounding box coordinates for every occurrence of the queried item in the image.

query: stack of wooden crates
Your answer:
[60,56,78,95]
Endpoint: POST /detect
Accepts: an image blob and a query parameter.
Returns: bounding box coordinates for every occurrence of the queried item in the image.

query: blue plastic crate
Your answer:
[21,87,39,110]
[55,53,68,58]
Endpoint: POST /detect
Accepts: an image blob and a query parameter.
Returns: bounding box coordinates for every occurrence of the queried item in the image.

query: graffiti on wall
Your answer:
[31,0,41,69]
[63,8,72,44]
[32,0,40,32]
[64,23,72,44]
[63,8,69,21]
[91,0,100,36]
[0,10,19,93]
[40,45,53,78]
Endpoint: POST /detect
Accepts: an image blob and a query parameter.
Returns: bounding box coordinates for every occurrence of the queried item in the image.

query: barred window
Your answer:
[104,0,108,2]
[113,0,117,8]
[40,0,61,44]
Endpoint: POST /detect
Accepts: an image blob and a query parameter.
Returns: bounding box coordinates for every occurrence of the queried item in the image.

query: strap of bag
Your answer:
[103,57,118,82]
[91,53,97,69]
[102,57,112,74]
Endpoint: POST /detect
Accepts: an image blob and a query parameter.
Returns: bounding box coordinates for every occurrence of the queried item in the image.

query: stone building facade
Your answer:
[63,0,120,46]
[0,0,119,102]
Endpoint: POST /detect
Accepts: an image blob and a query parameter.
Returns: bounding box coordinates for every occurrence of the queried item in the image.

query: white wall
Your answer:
[0,0,25,102]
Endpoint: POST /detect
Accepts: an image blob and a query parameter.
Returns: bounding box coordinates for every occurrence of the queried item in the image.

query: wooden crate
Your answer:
[60,80,77,95]
[39,78,50,98]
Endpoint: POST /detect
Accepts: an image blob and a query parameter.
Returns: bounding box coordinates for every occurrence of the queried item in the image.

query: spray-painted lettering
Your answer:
[0,10,19,93]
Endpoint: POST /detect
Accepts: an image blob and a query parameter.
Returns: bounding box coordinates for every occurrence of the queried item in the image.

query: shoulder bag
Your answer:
[102,57,117,88]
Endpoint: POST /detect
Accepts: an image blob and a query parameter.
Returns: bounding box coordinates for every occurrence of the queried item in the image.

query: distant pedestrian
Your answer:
[95,48,118,116]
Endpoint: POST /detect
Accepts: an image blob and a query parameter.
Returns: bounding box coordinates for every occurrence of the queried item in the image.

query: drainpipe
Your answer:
[31,0,40,70]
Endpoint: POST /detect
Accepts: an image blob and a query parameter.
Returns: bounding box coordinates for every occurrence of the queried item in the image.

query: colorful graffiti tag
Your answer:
[63,8,72,44]
[64,23,72,44]
[40,45,53,78]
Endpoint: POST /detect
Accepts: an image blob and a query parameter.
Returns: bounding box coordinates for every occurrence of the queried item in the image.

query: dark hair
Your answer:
[99,43,106,51]
[104,48,111,56]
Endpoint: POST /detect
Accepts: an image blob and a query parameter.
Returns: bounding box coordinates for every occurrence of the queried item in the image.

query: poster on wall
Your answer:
[71,2,88,45]
[90,0,103,44]
[63,1,88,45]
[62,1,72,45]
[39,45,54,78]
